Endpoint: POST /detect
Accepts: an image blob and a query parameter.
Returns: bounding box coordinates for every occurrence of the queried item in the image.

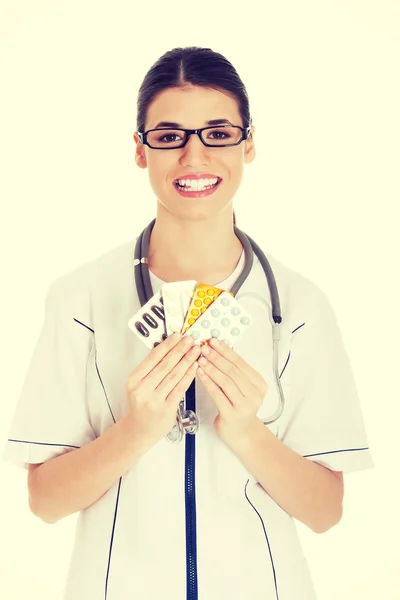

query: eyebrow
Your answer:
[153,118,233,129]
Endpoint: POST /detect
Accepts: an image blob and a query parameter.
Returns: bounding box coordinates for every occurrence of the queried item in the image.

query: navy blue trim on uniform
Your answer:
[73,315,120,598]
[244,479,280,600]
[73,318,94,333]
[104,476,123,600]
[291,322,305,335]
[303,447,369,458]
[73,317,116,424]
[95,351,116,424]
[280,351,290,379]
[7,439,79,449]
[279,322,305,379]
[185,379,198,600]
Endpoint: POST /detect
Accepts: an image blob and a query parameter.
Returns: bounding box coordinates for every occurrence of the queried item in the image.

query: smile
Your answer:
[174,178,222,198]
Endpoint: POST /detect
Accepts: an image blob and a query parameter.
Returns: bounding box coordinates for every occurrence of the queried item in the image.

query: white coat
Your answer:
[3,234,373,599]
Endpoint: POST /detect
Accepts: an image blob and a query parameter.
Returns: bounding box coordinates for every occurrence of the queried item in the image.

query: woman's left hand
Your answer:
[196,337,268,446]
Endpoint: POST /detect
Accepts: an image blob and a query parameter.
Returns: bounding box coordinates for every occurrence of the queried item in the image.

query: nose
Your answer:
[180,131,209,161]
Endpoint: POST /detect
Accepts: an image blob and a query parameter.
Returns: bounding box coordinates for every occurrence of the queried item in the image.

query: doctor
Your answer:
[3,46,373,600]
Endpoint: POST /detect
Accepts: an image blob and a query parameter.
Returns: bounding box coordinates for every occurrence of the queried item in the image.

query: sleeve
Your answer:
[277,287,374,474]
[2,277,97,471]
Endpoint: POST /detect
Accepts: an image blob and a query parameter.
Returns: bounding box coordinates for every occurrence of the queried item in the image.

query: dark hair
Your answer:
[136,46,254,227]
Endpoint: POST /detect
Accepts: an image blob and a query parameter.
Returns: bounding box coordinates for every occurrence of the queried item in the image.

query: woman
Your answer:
[3,46,373,600]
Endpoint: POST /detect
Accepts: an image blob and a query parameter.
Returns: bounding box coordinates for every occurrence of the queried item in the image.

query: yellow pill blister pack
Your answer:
[181,284,233,333]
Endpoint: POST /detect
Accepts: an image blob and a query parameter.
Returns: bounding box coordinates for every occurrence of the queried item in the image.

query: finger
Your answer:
[165,360,199,408]
[127,333,181,383]
[208,338,266,388]
[157,343,201,398]
[200,346,254,398]
[127,334,193,393]
[198,356,244,406]
[197,367,232,419]
[147,336,198,390]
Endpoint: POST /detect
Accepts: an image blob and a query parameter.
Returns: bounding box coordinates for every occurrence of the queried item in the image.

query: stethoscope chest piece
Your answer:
[166,399,199,443]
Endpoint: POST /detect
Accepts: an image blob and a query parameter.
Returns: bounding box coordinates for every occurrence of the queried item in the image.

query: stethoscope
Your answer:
[134,218,286,443]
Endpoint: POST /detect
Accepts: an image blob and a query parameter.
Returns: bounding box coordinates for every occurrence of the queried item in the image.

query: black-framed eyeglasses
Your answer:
[137,125,252,150]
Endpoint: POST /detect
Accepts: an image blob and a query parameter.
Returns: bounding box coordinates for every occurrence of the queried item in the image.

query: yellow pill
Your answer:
[194,299,202,307]
[191,308,199,317]
[197,290,206,298]
[203,297,212,306]
[200,306,207,313]
[188,318,195,325]
[207,288,215,296]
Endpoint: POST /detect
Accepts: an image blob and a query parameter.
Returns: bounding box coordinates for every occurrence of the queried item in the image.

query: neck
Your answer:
[147,211,243,284]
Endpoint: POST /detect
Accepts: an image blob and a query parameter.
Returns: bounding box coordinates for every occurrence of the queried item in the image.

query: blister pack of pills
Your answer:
[128,283,253,350]
[127,289,167,349]
[182,291,253,349]
[162,280,197,336]
[181,283,233,333]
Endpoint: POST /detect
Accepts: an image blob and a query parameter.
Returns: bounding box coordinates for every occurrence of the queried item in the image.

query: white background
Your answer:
[0,1,399,598]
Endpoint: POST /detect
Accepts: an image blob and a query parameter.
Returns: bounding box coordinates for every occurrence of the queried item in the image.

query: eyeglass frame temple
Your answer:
[136,125,252,149]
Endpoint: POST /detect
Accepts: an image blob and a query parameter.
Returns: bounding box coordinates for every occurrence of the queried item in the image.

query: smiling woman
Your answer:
[132,47,257,284]
[2,46,373,600]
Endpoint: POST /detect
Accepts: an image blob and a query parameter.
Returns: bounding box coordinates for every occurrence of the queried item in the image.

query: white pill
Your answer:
[240,317,250,325]
[211,308,220,318]
[221,318,230,327]
[201,320,211,329]
[211,329,221,337]
[230,327,241,336]
[231,307,240,316]
[221,297,231,306]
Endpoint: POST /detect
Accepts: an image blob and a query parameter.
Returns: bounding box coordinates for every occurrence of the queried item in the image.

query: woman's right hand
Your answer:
[125,333,202,446]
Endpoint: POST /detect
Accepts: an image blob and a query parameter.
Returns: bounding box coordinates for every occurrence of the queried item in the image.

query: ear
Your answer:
[244,125,256,165]
[133,132,147,169]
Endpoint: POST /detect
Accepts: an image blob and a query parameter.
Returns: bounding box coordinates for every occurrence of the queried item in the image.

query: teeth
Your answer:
[176,177,218,189]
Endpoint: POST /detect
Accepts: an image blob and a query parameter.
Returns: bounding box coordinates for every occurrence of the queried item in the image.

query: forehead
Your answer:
[146,86,241,129]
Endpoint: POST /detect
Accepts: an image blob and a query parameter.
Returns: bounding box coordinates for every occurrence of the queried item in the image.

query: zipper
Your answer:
[185,378,198,599]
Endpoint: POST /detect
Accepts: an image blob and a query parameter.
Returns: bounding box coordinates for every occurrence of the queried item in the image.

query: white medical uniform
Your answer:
[2,234,373,600]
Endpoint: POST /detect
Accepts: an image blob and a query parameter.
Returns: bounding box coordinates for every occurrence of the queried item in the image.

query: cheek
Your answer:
[147,161,174,193]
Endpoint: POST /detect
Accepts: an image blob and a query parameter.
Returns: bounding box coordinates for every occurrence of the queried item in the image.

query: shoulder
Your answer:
[251,244,333,325]
[44,238,137,321]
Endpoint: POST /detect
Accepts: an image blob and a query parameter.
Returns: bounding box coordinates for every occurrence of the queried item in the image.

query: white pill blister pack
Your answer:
[127,281,197,349]
[162,280,197,336]
[127,289,167,349]
[182,291,253,349]
[128,283,253,350]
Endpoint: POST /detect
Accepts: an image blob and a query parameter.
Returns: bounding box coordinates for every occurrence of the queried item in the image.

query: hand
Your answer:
[125,334,201,447]
[196,338,268,446]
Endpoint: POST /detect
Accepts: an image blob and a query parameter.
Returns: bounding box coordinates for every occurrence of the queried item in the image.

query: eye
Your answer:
[158,133,182,143]
[208,129,230,140]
